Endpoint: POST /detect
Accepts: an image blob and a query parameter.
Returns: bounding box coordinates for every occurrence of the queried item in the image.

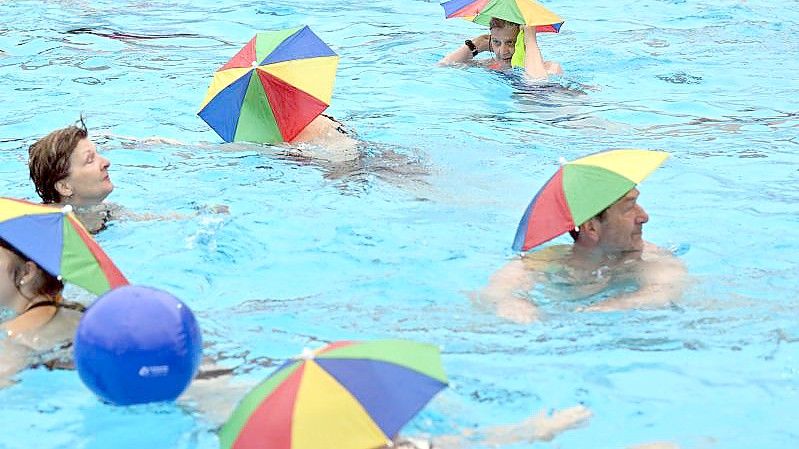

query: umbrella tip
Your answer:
[558,156,568,165]
[62,204,73,214]
[250,60,258,68]
[298,347,315,360]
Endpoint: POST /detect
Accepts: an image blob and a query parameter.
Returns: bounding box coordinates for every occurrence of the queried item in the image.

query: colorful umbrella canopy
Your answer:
[512,149,669,251]
[199,26,339,144]
[441,0,564,32]
[219,340,448,449]
[0,198,128,295]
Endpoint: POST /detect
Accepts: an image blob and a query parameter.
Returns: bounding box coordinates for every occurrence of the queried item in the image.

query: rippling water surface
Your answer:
[1,1,798,448]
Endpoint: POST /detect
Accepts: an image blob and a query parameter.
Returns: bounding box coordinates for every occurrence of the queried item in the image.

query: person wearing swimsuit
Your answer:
[439,18,562,80]
[0,238,82,386]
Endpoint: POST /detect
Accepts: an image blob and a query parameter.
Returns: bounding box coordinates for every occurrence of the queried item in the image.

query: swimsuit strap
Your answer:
[320,113,341,125]
[24,300,59,313]
[22,300,61,327]
[320,113,349,136]
[60,301,87,313]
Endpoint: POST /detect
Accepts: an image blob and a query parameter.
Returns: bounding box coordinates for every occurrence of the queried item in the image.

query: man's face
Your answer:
[595,188,649,255]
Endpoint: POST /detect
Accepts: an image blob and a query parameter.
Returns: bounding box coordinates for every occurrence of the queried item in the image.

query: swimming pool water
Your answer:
[1,0,798,448]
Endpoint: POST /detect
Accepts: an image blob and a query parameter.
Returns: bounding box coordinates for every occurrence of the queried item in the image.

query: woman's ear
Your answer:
[18,261,40,289]
[54,179,72,199]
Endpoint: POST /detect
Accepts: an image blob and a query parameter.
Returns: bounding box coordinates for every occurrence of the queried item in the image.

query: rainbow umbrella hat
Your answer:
[0,198,128,295]
[512,149,669,252]
[199,26,339,144]
[219,340,448,449]
[441,0,564,32]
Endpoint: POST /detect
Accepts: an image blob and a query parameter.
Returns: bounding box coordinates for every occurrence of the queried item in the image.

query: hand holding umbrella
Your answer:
[441,0,563,32]
[439,0,564,77]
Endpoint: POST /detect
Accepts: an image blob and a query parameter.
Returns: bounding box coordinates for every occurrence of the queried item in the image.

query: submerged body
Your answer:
[479,188,687,323]
[479,241,686,323]
[0,239,81,386]
[289,114,360,161]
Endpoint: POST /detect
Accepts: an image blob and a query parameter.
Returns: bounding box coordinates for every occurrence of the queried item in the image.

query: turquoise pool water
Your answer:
[1,0,798,447]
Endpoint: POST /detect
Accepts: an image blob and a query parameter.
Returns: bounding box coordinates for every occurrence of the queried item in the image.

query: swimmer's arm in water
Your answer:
[584,244,688,312]
[178,360,258,426]
[424,405,592,449]
[474,257,541,324]
[113,203,229,222]
[96,132,188,147]
[101,123,360,160]
[72,203,178,234]
[439,34,490,65]
[180,373,255,426]
[522,26,563,80]
[627,443,682,449]
[0,340,32,388]
[73,202,229,234]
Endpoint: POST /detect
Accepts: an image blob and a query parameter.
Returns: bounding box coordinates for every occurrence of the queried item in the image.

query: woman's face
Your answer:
[490,26,519,66]
[61,139,113,206]
[0,247,20,309]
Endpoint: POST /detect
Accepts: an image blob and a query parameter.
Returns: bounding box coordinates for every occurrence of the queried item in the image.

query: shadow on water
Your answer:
[485,71,638,133]
[261,141,432,195]
[63,27,234,47]
[66,27,203,41]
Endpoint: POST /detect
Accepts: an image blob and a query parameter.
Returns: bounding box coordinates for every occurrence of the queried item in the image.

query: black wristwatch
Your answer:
[464,39,479,57]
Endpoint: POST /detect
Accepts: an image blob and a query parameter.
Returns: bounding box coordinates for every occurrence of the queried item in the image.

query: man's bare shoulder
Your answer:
[642,241,681,260]
[640,241,688,282]
[520,244,572,270]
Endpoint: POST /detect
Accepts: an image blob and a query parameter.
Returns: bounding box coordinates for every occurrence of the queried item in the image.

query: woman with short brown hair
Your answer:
[28,117,114,206]
[27,118,117,232]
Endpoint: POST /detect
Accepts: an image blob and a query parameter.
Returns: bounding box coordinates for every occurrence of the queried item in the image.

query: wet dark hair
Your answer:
[28,117,88,204]
[569,206,610,241]
[489,17,520,31]
[0,238,64,300]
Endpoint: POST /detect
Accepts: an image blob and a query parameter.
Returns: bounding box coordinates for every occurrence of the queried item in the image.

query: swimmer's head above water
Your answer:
[569,188,650,257]
[488,17,521,68]
[0,238,63,317]
[28,117,113,207]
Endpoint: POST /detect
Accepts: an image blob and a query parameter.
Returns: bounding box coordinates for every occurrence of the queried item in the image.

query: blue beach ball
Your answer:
[74,285,203,406]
